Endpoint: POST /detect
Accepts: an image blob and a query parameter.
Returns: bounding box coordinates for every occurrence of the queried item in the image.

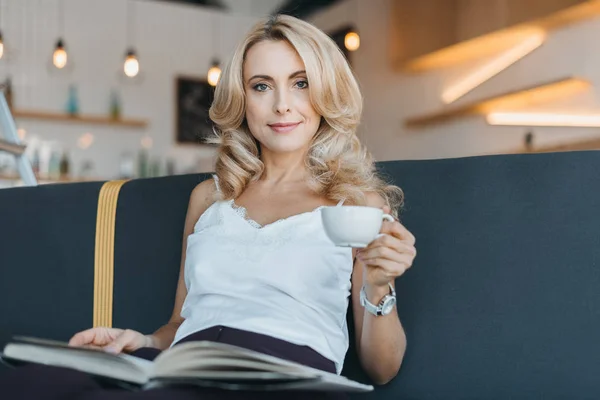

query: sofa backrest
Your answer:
[1,152,600,399]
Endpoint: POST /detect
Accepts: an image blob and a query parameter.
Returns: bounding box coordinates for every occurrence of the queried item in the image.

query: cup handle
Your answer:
[382,213,394,222]
[375,214,395,240]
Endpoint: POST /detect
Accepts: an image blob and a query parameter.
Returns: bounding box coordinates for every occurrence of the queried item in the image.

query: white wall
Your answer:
[310,0,600,161]
[5,0,599,185]
[0,0,266,181]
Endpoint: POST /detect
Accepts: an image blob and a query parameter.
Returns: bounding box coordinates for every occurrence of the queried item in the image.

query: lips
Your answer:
[268,122,301,133]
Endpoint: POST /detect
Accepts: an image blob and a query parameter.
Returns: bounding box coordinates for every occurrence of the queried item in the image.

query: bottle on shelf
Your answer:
[166,158,175,176]
[137,149,148,178]
[150,157,161,178]
[119,151,135,179]
[30,148,40,176]
[48,147,62,180]
[59,151,70,179]
[110,89,122,120]
[66,84,79,116]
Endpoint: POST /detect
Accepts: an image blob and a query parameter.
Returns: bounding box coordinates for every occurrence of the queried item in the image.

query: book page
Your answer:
[150,341,373,392]
[2,337,152,385]
[152,341,319,378]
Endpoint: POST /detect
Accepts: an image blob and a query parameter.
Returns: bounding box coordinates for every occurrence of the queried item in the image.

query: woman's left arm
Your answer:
[351,194,417,385]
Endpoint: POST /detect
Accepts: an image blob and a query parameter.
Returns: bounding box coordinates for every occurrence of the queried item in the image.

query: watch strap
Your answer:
[360,283,396,316]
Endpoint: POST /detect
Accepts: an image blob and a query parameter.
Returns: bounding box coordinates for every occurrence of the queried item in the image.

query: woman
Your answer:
[2,14,416,399]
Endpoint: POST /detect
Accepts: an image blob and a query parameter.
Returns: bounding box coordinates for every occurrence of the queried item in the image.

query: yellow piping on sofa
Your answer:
[93,180,128,328]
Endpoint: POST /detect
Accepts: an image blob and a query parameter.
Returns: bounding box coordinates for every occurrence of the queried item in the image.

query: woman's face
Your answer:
[243,40,321,154]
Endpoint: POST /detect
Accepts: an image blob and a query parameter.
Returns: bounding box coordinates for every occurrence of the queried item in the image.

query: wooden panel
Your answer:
[390,0,459,66]
[405,77,590,128]
[456,0,507,42]
[395,0,600,72]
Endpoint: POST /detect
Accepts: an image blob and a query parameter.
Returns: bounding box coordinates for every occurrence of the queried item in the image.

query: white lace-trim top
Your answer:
[172,176,354,373]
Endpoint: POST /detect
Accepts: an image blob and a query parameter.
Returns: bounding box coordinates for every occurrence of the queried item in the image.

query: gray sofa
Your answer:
[1,151,599,399]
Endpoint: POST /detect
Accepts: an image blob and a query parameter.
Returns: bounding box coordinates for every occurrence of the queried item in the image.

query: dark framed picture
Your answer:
[175,75,215,145]
[328,25,354,65]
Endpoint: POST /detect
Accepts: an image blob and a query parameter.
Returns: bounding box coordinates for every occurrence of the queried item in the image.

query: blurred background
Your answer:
[2,0,600,188]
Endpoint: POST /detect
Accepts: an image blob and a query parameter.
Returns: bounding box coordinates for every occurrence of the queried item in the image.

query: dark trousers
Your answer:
[1,325,349,400]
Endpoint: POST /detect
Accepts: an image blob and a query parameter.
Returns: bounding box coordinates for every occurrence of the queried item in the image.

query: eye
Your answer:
[295,80,309,89]
[253,83,269,92]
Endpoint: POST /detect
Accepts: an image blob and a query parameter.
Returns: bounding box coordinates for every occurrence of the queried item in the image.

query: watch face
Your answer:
[382,297,396,315]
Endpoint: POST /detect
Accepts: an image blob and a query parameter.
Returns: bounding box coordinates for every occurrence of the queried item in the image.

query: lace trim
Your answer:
[229,200,263,229]
[228,199,326,230]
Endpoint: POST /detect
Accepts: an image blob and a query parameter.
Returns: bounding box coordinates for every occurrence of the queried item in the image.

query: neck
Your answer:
[259,147,308,184]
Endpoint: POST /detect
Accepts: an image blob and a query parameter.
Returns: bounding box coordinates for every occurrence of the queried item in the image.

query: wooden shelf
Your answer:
[523,138,600,154]
[401,1,600,73]
[405,77,590,129]
[13,109,148,128]
[0,173,100,183]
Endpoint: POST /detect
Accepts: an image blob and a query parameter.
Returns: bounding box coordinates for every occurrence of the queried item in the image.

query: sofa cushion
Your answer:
[342,152,600,399]
[2,152,600,400]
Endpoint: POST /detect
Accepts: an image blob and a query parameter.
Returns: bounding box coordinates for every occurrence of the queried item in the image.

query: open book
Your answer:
[1,336,373,392]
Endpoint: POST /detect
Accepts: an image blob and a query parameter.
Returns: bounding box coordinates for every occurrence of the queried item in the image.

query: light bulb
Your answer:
[207,62,221,87]
[53,39,68,69]
[344,31,360,51]
[0,32,4,60]
[124,50,140,78]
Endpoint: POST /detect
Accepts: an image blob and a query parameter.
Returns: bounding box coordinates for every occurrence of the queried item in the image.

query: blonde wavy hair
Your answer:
[208,14,404,217]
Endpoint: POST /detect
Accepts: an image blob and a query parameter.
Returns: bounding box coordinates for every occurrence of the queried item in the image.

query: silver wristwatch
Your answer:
[360,283,396,316]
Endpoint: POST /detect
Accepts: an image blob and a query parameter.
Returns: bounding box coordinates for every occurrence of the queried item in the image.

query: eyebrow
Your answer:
[247,70,306,83]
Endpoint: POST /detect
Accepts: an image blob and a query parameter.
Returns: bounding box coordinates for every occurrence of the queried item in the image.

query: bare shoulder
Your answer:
[188,178,218,216]
[364,191,386,208]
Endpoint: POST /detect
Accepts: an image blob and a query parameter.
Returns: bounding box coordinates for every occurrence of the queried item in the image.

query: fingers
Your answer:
[380,205,414,243]
[68,327,146,354]
[364,258,410,278]
[359,250,414,273]
[68,328,105,347]
[381,219,416,245]
[358,234,416,275]
[368,234,416,257]
[103,329,144,354]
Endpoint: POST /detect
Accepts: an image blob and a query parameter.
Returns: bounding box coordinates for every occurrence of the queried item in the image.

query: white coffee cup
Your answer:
[321,206,394,248]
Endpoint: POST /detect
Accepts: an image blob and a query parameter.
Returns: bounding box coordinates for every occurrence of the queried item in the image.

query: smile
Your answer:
[268,122,301,133]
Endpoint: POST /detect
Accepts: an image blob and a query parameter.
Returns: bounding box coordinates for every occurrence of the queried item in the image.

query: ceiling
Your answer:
[275,0,342,18]
[153,0,227,10]
[155,0,342,19]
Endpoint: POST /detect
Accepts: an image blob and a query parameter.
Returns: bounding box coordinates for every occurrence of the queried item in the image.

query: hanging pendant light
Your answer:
[53,38,67,69]
[207,59,221,87]
[122,0,141,80]
[207,13,221,87]
[344,0,360,52]
[50,0,72,72]
[124,48,139,78]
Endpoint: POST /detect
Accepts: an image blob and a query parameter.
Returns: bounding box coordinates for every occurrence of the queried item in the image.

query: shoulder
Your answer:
[188,178,218,215]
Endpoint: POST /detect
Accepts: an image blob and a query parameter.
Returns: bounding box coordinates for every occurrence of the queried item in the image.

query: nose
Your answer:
[273,88,291,115]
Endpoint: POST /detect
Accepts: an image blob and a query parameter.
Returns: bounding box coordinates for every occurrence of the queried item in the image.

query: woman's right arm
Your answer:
[146,178,217,350]
[69,178,217,353]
